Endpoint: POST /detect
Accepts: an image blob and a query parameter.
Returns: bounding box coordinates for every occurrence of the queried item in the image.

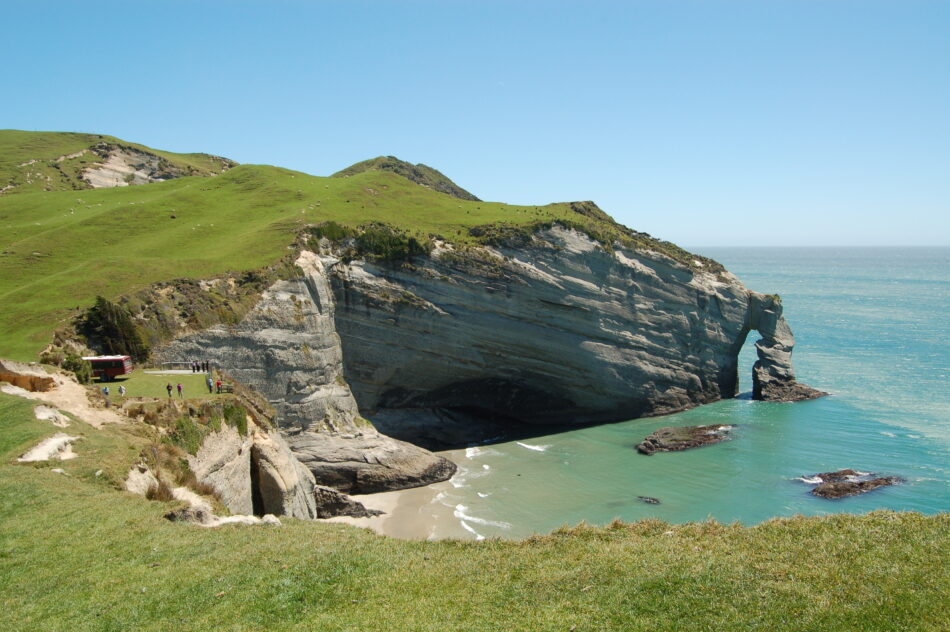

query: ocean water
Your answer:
[383,248,950,540]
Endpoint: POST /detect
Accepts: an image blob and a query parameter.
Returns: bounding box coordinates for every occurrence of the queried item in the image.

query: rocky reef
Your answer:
[636,424,735,455]
[802,469,904,499]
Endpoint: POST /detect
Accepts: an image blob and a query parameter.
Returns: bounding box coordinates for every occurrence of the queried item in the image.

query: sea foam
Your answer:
[516,442,550,452]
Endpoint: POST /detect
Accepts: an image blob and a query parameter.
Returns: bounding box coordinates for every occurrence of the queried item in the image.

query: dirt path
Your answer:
[0,361,123,428]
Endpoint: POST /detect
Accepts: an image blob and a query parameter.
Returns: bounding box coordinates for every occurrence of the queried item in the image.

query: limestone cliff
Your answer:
[154,222,820,494]
[154,251,457,495]
[325,225,822,447]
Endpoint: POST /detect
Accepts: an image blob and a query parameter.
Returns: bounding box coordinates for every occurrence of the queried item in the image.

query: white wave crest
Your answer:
[454,504,511,529]
[459,520,485,541]
[516,441,550,452]
[797,476,822,484]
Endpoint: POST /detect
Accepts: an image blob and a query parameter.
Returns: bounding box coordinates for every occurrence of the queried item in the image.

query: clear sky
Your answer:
[3,0,948,246]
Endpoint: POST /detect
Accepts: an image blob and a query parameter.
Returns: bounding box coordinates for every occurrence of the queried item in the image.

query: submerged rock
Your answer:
[802,469,903,499]
[636,424,735,455]
[637,496,661,505]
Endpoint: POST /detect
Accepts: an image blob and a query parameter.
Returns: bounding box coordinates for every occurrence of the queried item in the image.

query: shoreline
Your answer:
[323,447,479,540]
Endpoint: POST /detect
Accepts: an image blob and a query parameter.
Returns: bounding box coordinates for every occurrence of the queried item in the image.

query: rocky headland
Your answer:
[146,220,821,514]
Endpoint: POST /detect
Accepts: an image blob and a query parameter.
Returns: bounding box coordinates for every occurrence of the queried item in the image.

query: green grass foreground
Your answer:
[1,393,947,632]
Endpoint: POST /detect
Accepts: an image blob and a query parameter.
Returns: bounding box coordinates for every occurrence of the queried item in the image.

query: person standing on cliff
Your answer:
[177,383,183,399]
[206,375,213,394]
[166,383,172,398]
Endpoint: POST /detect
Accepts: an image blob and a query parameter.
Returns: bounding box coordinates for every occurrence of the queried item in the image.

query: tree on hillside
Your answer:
[78,296,150,362]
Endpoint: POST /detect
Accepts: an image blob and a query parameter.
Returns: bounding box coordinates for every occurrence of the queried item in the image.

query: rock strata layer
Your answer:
[636,424,735,455]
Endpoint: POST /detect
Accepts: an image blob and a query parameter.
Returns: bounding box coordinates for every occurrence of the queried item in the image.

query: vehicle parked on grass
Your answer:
[82,355,133,381]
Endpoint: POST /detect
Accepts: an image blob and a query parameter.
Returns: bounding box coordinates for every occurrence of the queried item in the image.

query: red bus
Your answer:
[82,355,133,381]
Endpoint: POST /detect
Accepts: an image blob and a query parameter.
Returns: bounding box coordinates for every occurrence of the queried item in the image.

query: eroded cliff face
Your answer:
[154,251,457,495]
[326,226,821,447]
[188,420,320,519]
[154,224,820,492]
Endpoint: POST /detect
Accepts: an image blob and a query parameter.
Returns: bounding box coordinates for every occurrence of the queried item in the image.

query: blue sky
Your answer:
[3,0,948,246]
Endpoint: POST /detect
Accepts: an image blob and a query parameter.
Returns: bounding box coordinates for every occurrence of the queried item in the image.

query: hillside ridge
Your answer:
[333,155,480,201]
[0,130,236,196]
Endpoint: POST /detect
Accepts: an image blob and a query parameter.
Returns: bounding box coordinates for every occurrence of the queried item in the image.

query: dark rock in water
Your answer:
[314,485,384,519]
[802,469,903,499]
[637,496,661,505]
[636,424,735,455]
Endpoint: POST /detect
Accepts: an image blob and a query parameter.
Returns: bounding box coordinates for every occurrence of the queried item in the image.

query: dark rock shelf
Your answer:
[636,424,735,455]
[801,469,903,499]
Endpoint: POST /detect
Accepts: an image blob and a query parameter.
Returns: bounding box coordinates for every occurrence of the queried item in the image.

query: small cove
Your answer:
[341,247,950,539]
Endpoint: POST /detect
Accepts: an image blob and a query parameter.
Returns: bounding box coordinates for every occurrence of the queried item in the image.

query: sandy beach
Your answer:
[323,448,478,540]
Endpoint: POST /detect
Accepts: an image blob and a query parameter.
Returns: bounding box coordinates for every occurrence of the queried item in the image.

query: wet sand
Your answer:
[324,482,470,540]
[323,448,477,540]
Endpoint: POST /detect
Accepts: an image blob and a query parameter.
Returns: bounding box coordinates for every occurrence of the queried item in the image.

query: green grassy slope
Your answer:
[0,130,234,196]
[0,160,645,361]
[0,392,946,632]
[333,155,481,201]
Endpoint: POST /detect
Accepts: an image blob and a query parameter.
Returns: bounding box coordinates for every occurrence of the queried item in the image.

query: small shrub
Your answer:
[145,478,175,502]
[170,416,204,455]
[223,403,248,436]
[39,348,66,366]
[177,468,218,498]
[62,353,92,384]
[354,224,432,262]
[309,221,355,242]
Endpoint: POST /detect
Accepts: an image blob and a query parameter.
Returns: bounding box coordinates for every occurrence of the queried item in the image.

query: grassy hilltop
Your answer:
[0,130,234,196]
[2,392,947,632]
[0,131,700,362]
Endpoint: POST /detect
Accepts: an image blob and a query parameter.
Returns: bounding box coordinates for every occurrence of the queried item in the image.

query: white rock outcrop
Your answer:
[17,433,80,462]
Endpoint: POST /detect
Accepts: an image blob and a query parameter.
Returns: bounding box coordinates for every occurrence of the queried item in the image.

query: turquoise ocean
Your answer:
[371,247,950,540]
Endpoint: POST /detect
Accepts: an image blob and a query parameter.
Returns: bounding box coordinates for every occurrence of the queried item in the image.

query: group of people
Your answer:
[100,384,126,407]
[205,376,226,394]
[191,360,211,373]
[166,383,184,398]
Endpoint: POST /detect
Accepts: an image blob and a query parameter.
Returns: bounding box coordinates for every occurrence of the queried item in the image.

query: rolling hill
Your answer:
[0,131,702,362]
